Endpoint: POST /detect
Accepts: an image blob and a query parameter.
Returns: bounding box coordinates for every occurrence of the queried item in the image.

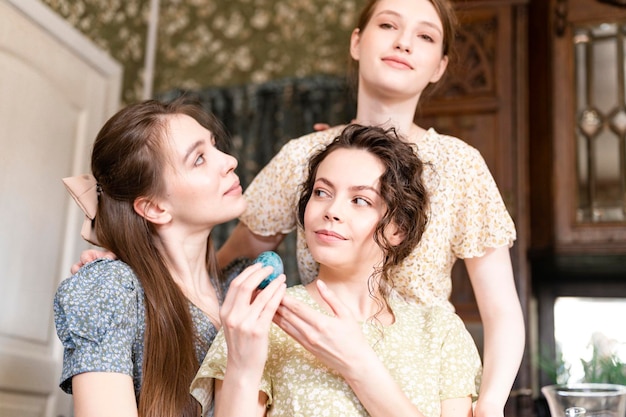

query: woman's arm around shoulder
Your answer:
[69,248,118,274]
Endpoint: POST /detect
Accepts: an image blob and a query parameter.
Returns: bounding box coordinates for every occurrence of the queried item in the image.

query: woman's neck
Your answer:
[355,89,423,140]
[154,230,221,324]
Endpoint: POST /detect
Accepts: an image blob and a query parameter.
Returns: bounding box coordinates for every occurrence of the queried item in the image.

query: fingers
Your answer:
[70,263,81,275]
[315,280,349,318]
[255,275,287,323]
[276,294,312,324]
[273,295,320,340]
[221,263,265,314]
[278,281,347,321]
[81,249,114,264]
[273,305,306,342]
[313,123,331,131]
[229,262,278,290]
[101,250,117,260]
[221,263,285,322]
[221,275,285,374]
[70,249,116,274]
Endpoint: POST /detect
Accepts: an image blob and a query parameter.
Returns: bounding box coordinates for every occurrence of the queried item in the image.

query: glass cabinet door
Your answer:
[574,22,626,223]
[548,0,626,250]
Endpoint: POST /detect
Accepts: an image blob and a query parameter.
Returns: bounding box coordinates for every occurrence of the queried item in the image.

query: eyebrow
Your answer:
[183,133,215,164]
[184,140,204,164]
[374,10,443,36]
[315,177,381,195]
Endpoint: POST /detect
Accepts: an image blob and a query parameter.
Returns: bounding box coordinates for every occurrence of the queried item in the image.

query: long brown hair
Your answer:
[91,97,228,417]
[297,124,429,300]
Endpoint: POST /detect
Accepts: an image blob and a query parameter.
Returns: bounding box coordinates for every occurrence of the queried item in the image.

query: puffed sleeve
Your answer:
[190,331,224,414]
[53,259,139,393]
[437,309,482,400]
[450,144,516,258]
[191,329,273,416]
[240,127,344,236]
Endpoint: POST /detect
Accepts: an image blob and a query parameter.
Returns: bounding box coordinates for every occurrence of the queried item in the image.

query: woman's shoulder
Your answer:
[391,299,464,330]
[420,128,483,161]
[281,126,346,156]
[53,258,144,358]
[418,128,496,186]
[55,258,140,306]
[248,126,345,185]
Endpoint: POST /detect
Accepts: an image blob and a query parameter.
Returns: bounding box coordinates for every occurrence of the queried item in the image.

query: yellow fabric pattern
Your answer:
[240,126,516,308]
[191,285,482,417]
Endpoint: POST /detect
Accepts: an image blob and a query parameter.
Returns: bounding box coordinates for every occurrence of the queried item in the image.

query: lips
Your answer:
[315,229,347,241]
[382,56,413,70]
[225,180,242,196]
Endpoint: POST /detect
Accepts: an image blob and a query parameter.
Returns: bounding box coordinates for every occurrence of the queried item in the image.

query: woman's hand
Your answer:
[71,249,117,274]
[274,280,428,417]
[273,280,372,376]
[313,123,331,131]
[313,121,354,132]
[220,263,286,377]
[214,263,286,417]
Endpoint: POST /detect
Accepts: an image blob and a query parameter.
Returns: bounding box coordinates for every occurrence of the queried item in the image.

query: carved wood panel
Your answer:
[420,4,533,414]
[417,3,525,323]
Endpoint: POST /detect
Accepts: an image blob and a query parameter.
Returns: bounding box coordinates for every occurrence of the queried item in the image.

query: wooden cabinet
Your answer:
[530,0,626,254]
[529,0,626,396]
[419,0,529,320]
[417,1,532,415]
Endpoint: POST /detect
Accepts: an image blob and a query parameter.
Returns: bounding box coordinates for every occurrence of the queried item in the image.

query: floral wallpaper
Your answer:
[40,0,363,104]
[41,0,151,103]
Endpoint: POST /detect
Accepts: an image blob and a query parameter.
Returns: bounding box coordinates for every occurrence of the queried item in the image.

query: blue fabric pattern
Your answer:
[53,258,221,400]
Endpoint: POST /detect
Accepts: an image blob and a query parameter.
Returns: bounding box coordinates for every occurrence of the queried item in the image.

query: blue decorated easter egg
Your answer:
[255,251,284,289]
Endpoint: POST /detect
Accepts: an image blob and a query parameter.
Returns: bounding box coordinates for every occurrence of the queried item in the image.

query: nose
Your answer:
[323,200,343,222]
[324,212,341,221]
[394,29,412,53]
[221,151,237,175]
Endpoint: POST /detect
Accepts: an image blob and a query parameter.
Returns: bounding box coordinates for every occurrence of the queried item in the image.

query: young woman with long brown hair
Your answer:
[54,98,286,417]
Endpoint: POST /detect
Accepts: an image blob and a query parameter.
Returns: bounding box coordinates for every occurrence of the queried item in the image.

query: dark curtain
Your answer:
[159,75,356,284]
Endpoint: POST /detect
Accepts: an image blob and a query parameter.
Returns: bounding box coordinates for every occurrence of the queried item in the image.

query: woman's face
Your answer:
[303,148,388,273]
[157,114,246,230]
[350,0,448,100]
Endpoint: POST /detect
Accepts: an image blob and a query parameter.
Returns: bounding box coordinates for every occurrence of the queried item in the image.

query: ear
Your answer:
[349,28,362,61]
[429,55,449,84]
[133,196,172,225]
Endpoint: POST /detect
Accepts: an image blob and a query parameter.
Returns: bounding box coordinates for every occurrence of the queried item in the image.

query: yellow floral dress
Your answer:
[191,285,482,417]
[240,126,516,308]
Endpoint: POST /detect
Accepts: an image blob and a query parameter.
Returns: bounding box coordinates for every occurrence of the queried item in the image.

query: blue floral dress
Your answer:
[53,258,222,399]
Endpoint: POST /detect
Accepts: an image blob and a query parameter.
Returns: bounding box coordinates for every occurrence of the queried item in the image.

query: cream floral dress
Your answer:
[239,126,516,308]
[191,285,482,417]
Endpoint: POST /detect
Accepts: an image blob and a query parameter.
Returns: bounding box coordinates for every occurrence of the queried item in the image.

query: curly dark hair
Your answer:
[297,124,429,301]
